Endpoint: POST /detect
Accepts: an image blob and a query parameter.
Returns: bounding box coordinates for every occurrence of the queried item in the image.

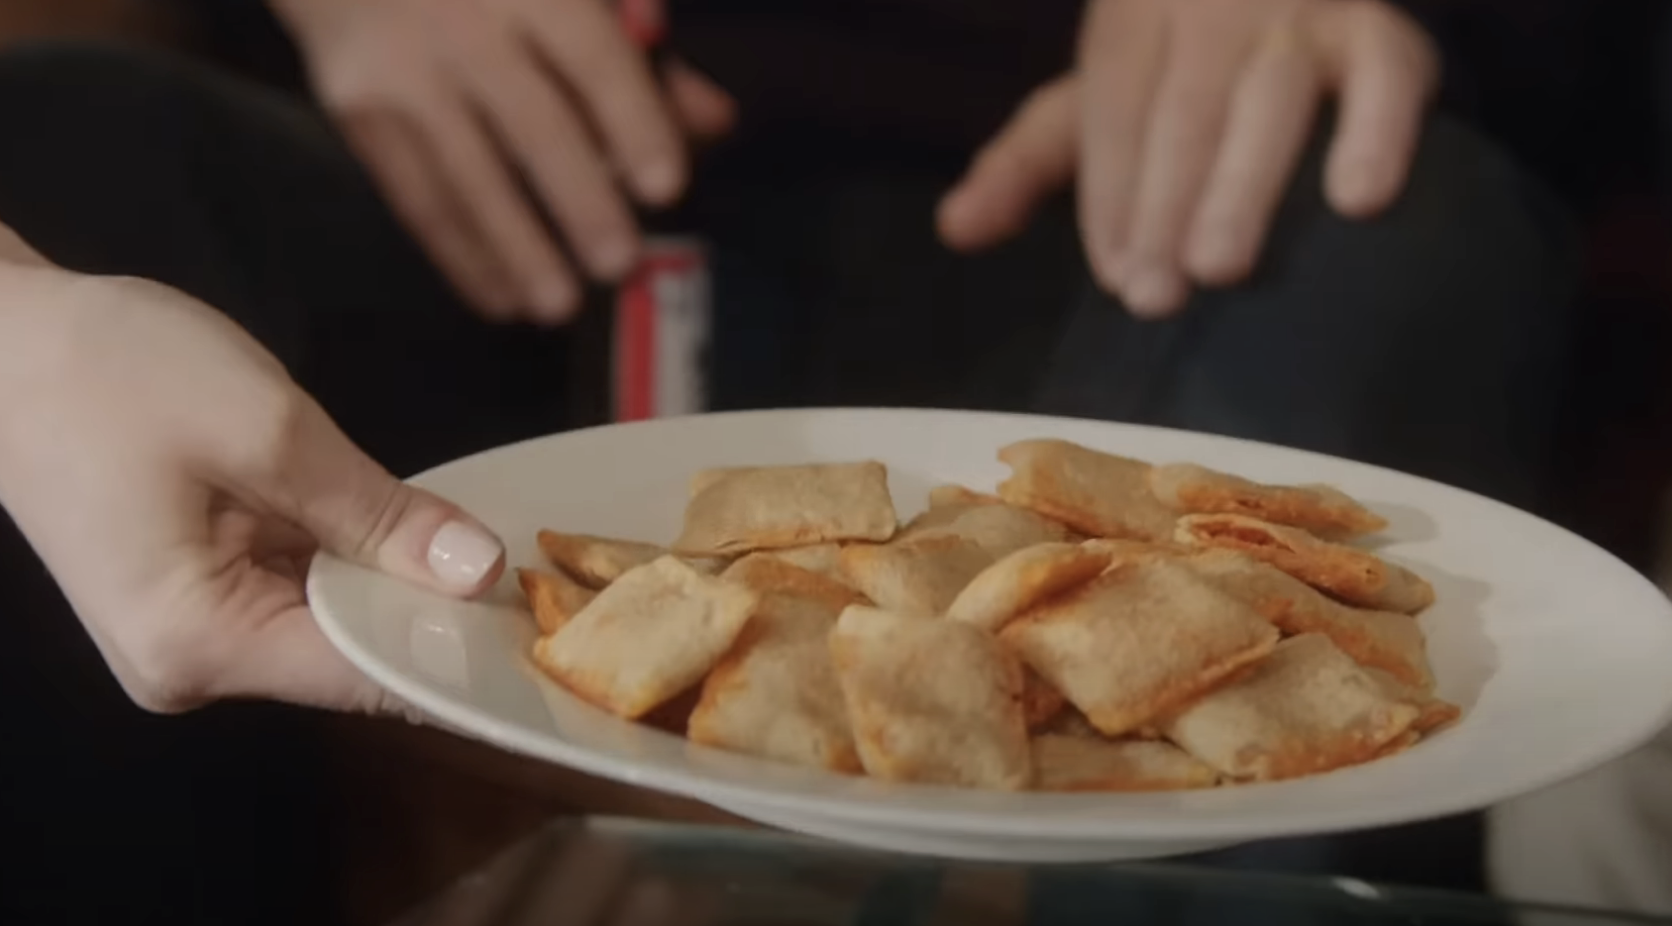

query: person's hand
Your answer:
[0,263,506,714]
[938,0,1438,318]
[271,0,737,324]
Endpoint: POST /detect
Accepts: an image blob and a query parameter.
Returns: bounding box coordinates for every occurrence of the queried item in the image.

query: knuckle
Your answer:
[1339,0,1412,45]
[232,383,314,484]
[393,183,455,234]
[119,618,214,714]
[347,480,415,562]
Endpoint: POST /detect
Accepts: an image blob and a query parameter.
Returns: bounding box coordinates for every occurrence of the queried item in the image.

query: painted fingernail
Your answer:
[1124,266,1185,319]
[427,521,503,593]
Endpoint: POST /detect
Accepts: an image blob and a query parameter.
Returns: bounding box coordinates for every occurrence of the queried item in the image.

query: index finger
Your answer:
[1078,0,1168,291]
[527,0,687,206]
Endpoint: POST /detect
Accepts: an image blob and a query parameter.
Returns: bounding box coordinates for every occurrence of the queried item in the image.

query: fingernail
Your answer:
[531,279,577,321]
[427,521,503,592]
[592,236,640,280]
[636,159,684,205]
[1124,265,1185,319]
[1188,233,1247,283]
[1092,250,1131,294]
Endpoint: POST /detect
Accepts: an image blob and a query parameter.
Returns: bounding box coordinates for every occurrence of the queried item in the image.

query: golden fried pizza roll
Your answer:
[1080,537,1186,566]
[688,594,861,773]
[1039,707,1102,739]
[721,553,862,614]
[515,567,598,635]
[1000,559,1279,736]
[904,502,1077,560]
[1173,514,1435,614]
[838,534,994,617]
[996,439,1177,541]
[1160,633,1421,782]
[532,556,759,719]
[1372,730,1424,759]
[1366,668,1462,736]
[946,542,1112,632]
[674,462,897,555]
[1185,549,1435,691]
[928,484,1005,509]
[1020,668,1068,730]
[537,530,667,587]
[1149,463,1387,538]
[757,542,844,578]
[1032,735,1219,792]
[830,604,1032,789]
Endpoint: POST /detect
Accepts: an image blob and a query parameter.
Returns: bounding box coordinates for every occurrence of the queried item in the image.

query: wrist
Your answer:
[0,237,75,429]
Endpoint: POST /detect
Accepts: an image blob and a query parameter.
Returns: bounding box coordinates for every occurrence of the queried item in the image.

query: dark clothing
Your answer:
[0,32,1569,926]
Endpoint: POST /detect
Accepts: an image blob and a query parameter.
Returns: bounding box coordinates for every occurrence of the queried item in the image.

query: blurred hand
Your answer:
[0,263,505,714]
[939,0,1437,318]
[271,0,737,324]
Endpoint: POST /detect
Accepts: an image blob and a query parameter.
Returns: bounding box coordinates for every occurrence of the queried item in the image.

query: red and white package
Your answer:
[613,238,710,421]
[611,0,713,422]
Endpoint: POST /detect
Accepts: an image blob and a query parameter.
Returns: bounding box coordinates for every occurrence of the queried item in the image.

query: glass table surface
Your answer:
[388,818,1672,926]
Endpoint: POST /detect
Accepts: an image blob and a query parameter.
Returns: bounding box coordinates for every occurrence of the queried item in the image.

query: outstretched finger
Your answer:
[938,77,1078,253]
[342,109,518,318]
[1313,0,1437,217]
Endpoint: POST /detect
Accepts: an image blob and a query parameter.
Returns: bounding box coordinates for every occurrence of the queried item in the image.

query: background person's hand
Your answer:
[0,265,505,714]
[271,0,737,325]
[938,0,1438,318]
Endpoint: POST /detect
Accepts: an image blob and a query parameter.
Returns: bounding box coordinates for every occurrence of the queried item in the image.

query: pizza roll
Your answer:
[515,567,597,635]
[1032,734,1218,792]
[1040,708,1102,739]
[946,542,1112,632]
[674,462,898,555]
[1149,463,1387,538]
[927,484,1005,510]
[904,502,1077,560]
[532,556,759,719]
[902,481,1070,554]
[721,553,863,614]
[996,439,1177,541]
[1000,559,1279,736]
[757,542,844,578]
[1371,730,1424,759]
[838,534,994,617]
[1173,514,1435,614]
[688,593,861,773]
[1366,668,1462,736]
[1185,549,1435,690]
[1020,668,1068,729]
[1080,537,1188,564]
[537,530,667,587]
[1160,634,1421,782]
[830,604,1032,789]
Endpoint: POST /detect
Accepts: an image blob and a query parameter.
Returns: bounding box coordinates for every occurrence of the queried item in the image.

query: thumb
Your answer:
[937,77,1078,253]
[262,394,506,598]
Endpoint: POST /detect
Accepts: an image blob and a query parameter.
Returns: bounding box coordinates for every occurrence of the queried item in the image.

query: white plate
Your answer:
[307,408,1672,862]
